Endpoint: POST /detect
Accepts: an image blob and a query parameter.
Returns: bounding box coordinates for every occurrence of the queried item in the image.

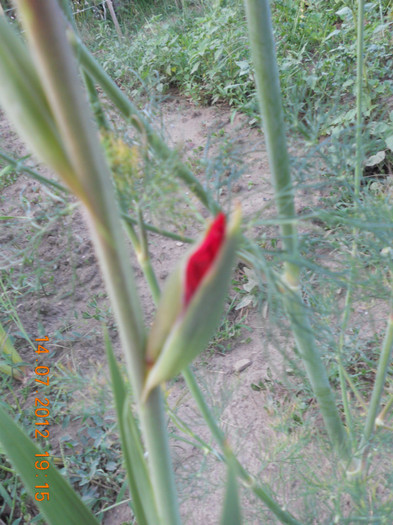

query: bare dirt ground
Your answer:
[0,96,288,524]
[1,94,392,524]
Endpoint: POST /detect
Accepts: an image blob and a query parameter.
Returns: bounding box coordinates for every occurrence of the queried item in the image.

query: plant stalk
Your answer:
[243,0,351,462]
[360,301,393,454]
[335,0,366,453]
[15,1,181,522]
[354,0,365,196]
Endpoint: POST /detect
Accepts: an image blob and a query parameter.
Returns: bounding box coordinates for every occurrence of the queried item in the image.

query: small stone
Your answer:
[233,359,252,374]
[176,242,183,247]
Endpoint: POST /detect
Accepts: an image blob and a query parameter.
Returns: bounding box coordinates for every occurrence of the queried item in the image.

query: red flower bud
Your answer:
[184,213,226,306]
[142,207,241,401]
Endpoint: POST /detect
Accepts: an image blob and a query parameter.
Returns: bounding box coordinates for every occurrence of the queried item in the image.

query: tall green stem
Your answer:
[139,388,180,524]
[336,0,365,455]
[15,1,181,522]
[243,0,351,462]
[241,0,297,269]
[354,0,365,196]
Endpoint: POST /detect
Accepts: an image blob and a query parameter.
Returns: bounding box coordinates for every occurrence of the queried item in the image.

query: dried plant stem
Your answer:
[243,0,351,463]
[105,0,123,39]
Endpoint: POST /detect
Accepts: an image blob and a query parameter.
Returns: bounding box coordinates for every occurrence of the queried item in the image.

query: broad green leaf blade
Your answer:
[0,404,99,525]
[0,17,77,191]
[105,333,159,525]
[220,457,242,525]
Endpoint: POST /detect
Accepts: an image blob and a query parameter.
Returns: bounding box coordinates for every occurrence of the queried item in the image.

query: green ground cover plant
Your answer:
[87,1,393,137]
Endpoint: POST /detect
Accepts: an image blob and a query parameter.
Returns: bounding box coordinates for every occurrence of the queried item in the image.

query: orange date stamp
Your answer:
[34,335,51,502]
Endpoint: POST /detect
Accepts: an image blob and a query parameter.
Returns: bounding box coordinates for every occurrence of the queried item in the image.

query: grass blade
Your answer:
[0,405,99,525]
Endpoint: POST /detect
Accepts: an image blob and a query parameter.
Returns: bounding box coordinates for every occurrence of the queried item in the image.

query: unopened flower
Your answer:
[185,212,226,306]
[142,208,241,400]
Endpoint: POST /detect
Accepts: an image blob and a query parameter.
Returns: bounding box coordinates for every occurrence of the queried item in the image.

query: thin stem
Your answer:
[243,0,351,462]
[121,213,193,243]
[337,275,356,445]
[83,70,109,130]
[139,388,181,525]
[0,149,68,193]
[354,0,365,196]
[68,31,218,213]
[137,208,161,304]
[182,368,226,447]
[342,366,367,410]
[183,369,301,525]
[360,302,393,453]
[0,148,193,243]
[377,391,393,425]
[336,0,365,456]
[124,209,162,305]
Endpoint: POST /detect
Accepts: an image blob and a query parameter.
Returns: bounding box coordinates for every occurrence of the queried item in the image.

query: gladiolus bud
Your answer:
[142,208,241,401]
[185,213,226,306]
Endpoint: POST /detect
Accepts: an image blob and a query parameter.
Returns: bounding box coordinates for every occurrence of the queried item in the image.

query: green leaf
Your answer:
[220,456,242,525]
[385,135,393,152]
[0,17,76,190]
[0,404,99,525]
[335,6,353,19]
[191,61,200,74]
[0,322,24,380]
[105,332,159,525]
[365,150,385,167]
